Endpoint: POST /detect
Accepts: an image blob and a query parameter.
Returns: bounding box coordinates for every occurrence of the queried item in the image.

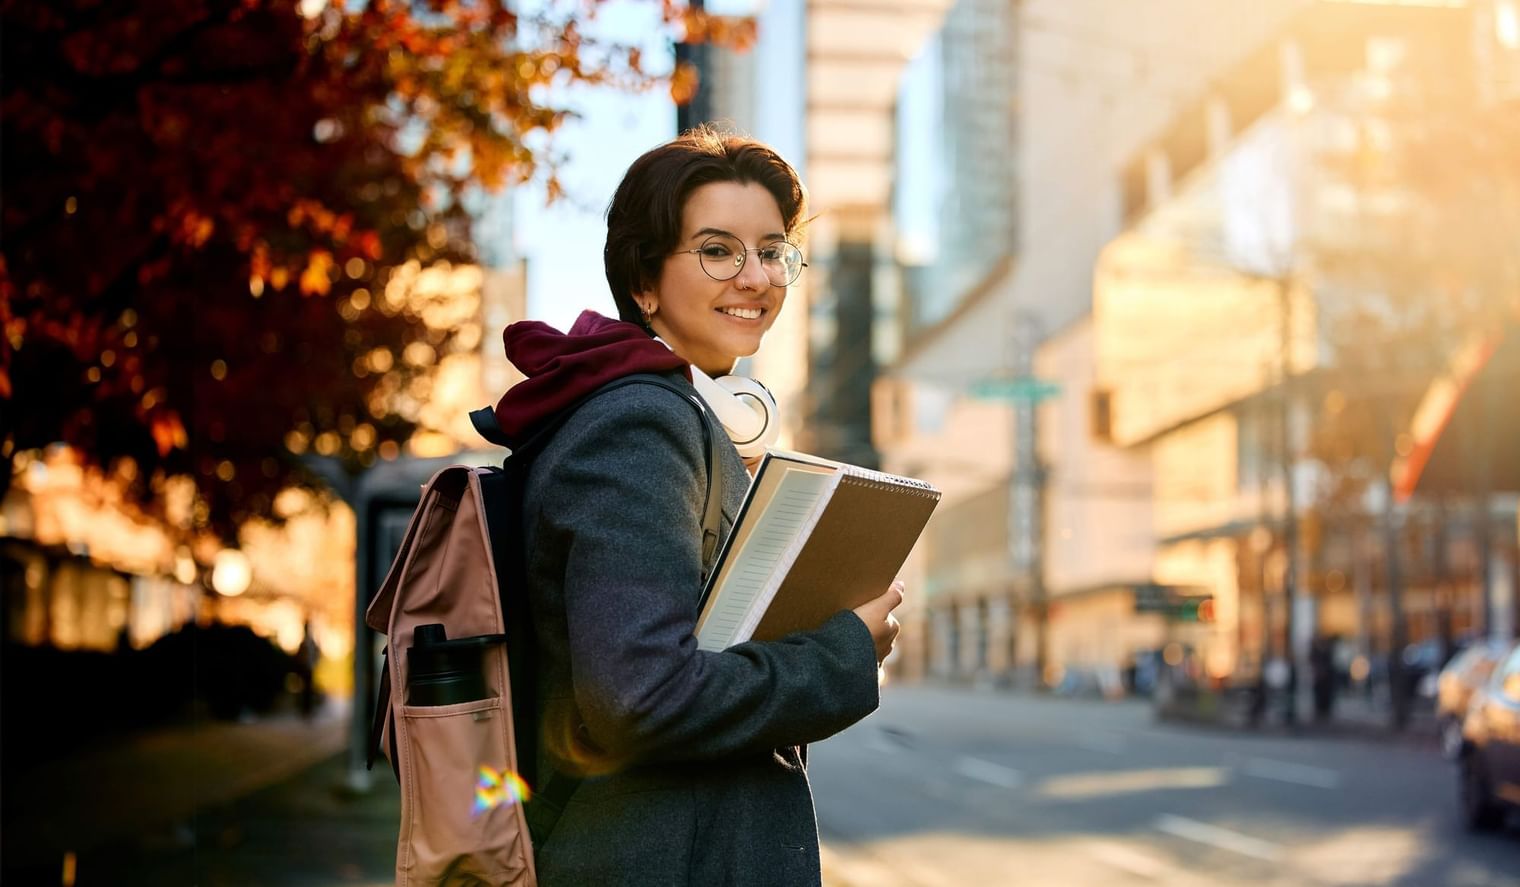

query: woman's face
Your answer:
[639,180,789,376]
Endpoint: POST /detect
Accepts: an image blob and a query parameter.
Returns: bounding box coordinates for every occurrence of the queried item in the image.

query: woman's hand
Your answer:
[852,579,905,664]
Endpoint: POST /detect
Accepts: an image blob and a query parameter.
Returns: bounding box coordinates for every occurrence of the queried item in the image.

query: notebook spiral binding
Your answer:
[839,467,941,499]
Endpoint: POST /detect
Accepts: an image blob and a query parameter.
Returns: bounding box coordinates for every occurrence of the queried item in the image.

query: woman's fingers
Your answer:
[853,580,907,663]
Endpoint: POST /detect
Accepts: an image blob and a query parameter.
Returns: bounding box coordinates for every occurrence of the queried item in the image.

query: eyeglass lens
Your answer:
[696,234,804,287]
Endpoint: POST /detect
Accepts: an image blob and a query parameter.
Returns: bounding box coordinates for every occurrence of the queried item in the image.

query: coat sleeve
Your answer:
[533,387,881,765]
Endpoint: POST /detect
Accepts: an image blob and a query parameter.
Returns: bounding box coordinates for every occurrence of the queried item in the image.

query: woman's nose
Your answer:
[734,253,769,290]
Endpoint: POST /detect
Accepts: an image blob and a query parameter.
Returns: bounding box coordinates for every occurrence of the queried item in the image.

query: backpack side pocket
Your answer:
[398,694,533,886]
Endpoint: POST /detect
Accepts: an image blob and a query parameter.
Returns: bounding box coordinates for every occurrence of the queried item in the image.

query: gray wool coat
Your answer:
[520,372,881,887]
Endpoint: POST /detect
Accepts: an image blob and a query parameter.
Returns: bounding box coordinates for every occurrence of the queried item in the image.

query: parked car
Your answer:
[1457,640,1520,832]
[1438,640,1513,759]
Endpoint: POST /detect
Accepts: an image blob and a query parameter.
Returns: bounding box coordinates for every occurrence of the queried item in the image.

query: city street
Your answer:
[812,685,1520,887]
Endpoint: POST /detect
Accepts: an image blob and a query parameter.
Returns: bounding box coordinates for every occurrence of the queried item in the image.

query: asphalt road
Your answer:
[811,685,1520,887]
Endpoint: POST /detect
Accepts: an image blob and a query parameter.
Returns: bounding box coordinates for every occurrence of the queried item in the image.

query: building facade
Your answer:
[879,0,1310,686]
[1093,1,1520,711]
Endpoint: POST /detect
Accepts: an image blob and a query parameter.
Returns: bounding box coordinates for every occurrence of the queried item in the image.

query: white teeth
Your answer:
[719,307,762,320]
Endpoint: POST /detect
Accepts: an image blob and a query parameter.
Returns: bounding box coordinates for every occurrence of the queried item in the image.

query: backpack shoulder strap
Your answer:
[469,406,511,448]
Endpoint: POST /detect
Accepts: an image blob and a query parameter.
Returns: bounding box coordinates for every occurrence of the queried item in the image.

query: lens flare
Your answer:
[473,765,531,816]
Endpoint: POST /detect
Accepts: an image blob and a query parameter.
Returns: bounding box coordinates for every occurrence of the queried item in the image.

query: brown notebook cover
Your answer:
[749,469,940,643]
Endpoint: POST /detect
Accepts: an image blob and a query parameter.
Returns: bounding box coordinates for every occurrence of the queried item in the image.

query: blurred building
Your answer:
[1093,0,1520,706]
[675,2,757,135]
[674,1,955,466]
[1,456,193,652]
[878,0,1311,686]
[0,450,354,660]
[896,0,1018,334]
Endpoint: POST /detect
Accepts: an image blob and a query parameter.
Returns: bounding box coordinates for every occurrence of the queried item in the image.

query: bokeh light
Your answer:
[211,549,253,597]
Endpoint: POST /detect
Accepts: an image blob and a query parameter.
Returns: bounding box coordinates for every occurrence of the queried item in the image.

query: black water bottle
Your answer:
[406,623,493,706]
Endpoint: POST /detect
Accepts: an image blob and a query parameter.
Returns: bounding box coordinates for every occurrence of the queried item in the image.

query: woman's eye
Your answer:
[758,247,784,262]
[700,245,733,257]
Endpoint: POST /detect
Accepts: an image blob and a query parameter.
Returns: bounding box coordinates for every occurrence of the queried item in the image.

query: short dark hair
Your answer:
[604,126,807,324]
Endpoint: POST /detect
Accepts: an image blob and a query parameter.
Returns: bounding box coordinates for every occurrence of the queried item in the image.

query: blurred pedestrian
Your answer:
[296,619,318,720]
[1310,634,1336,722]
[487,127,900,886]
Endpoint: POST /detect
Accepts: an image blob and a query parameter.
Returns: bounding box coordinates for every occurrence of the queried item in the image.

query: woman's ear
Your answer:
[633,290,658,325]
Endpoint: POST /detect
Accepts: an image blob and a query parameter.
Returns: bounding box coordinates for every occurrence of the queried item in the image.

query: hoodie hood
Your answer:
[492,310,691,447]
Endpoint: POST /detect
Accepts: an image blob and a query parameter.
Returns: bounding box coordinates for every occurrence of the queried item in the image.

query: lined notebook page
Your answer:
[694,469,839,651]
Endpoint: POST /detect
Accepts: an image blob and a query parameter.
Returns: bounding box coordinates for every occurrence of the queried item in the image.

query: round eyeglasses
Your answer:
[676,234,807,287]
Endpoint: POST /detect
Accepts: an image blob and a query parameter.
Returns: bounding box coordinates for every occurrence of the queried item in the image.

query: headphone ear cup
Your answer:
[688,368,780,459]
[713,375,779,458]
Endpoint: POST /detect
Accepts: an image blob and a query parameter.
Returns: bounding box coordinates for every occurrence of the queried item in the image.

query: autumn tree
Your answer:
[1,0,750,541]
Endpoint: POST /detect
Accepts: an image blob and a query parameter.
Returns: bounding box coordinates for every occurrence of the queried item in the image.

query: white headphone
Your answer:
[652,337,780,458]
[688,366,780,460]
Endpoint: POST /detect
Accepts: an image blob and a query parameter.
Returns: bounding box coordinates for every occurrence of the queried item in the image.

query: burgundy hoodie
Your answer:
[492,310,691,448]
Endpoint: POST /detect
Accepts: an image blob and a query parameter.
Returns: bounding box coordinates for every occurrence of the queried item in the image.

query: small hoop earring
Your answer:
[640,302,656,326]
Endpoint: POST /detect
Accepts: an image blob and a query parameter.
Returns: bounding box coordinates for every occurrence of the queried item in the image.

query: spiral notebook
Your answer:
[694,449,941,651]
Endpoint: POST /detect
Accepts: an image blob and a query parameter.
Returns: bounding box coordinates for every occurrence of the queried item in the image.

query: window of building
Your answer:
[1090,388,1114,444]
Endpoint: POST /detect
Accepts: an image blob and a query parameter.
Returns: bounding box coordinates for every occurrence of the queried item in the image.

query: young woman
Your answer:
[490,127,904,885]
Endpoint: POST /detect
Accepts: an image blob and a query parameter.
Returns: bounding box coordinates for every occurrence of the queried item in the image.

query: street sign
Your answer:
[1133,583,1214,621]
[969,377,1063,402]
[1133,583,1176,613]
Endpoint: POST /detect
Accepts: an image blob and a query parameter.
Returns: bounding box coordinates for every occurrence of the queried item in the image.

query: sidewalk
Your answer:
[927,676,1442,745]
[1323,691,1440,741]
[1154,684,1442,745]
[3,698,400,886]
[92,745,401,887]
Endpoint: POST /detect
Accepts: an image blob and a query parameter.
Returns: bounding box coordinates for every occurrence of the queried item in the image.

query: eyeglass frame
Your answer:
[673,233,808,287]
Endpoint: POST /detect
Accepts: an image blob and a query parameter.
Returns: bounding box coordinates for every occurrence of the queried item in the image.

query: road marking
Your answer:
[1073,731,1126,754]
[1088,841,1170,879]
[953,756,1024,789]
[1241,757,1341,789]
[1039,766,1230,800]
[1154,814,1282,862]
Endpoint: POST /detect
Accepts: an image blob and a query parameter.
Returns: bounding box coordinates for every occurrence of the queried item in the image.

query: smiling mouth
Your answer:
[717,307,764,320]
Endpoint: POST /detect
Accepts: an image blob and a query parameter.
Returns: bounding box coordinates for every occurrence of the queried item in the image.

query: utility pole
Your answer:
[1476,371,1495,641]
[1383,475,1410,729]
[1007,312,1047,689]
[969,312,1058,690]
[1278,275,1300,728]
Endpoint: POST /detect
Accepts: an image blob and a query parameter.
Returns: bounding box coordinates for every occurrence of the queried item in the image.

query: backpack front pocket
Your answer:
[398,697,533,885]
